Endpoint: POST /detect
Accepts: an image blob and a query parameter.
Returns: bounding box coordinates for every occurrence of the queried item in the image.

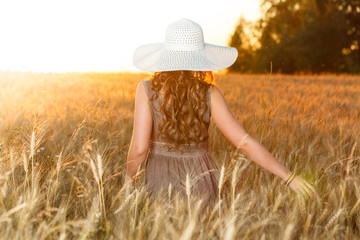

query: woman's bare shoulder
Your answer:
[208,84,224,100]
[141,79,151,83]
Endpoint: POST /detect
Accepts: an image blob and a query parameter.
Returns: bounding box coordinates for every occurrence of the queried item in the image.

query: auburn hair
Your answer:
[147,71,214,153]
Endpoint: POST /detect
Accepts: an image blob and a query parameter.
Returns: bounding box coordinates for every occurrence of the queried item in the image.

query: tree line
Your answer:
[228,0,360,74]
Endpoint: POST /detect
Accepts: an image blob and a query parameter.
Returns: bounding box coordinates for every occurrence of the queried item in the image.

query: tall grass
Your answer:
[0,71,359,239]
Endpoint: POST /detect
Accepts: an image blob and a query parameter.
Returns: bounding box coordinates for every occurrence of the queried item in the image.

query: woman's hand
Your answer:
[287,175,318,199]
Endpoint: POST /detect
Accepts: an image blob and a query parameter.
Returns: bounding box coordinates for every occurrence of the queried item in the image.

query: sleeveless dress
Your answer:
[142,79,219,207]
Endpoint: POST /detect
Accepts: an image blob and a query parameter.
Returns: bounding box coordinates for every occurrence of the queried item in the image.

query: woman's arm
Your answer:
[209,84,291,181]
[209,84,317,198]
[123,81,153,187]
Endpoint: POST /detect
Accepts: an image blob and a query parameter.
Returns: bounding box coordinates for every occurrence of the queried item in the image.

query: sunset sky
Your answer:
[0,0,261,73]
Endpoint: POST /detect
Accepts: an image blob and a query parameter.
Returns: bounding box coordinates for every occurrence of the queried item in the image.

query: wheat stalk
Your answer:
[149,211,161,240]
[56,151,63,180]
[80,193,100,238]
[179,218,195,240]
[282,222,295,240]
[311,207,329,236]
[208,198,222,222]
[224,215,236,240]
[316,208,329,227]
[29,130,36,193]
[206,218,221,239]
[97,154,103,180]
[218,164,225,217]
[131,189,140,231]
[303,213,312,237]
[299,196,306,219]
[168,183,173,203]
[48,150,63,207]
[0,203,27,220]
[264,61,272,110]
[238,200,254,226]
[90,159,99,184]
[323,208,343,233]
[96,153,106,221]
[218,164,225,195]
[231,163,239,216]
[114,190,136,214]
[22,150,28,189]
[191,198,203,219]
[30,131,35,159]
[63,118,86,155]
[272,193,283,213]
[231,193,242,217]
[10,149,15,187]
[185,174,191,222]
[243,218,271,239]
[58,231,67,240]
[349,198,360,218]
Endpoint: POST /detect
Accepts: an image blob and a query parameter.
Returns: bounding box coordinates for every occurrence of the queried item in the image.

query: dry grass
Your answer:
[0,71,359,239]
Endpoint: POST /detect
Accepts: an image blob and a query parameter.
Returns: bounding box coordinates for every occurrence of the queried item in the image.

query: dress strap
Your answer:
[207,85,211,118]
[143,79,152,100]
[143,79,156,117]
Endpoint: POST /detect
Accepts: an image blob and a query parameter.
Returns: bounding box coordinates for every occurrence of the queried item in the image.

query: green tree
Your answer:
[229,0,360,73]
[258,0,350,73]
[228,16,257,73]
[337,0,360,73]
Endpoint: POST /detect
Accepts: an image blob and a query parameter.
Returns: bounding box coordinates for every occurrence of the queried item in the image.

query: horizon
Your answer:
[0,0,260,73]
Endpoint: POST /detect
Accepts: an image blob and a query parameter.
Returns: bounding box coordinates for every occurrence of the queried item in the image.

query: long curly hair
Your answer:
[147,70,214,153]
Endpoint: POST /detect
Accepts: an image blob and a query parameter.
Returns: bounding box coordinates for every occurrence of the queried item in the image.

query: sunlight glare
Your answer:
[0,0,260,73]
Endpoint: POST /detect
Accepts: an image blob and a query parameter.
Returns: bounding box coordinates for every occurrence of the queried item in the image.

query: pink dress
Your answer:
[142,79,219,207]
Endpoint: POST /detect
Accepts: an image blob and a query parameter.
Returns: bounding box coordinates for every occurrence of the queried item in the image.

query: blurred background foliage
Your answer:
[229,0,360,74]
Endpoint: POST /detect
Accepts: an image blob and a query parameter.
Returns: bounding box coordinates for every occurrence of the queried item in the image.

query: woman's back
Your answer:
[143,79,211,144]
[142,79,219,207]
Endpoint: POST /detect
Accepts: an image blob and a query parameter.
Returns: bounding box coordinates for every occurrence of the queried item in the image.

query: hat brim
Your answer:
[133,43,238,72]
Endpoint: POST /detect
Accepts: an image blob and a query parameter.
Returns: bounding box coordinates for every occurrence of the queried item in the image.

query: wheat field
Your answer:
[0,71,359,239]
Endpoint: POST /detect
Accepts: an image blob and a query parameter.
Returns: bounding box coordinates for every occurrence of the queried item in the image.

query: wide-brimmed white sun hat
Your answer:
[133,18,238,72]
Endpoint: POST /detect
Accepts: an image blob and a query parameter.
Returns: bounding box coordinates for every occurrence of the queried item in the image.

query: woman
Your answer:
[122,18,317,206]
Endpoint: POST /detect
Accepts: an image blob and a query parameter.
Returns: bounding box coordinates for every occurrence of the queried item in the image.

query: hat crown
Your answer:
[164,19,205,51]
